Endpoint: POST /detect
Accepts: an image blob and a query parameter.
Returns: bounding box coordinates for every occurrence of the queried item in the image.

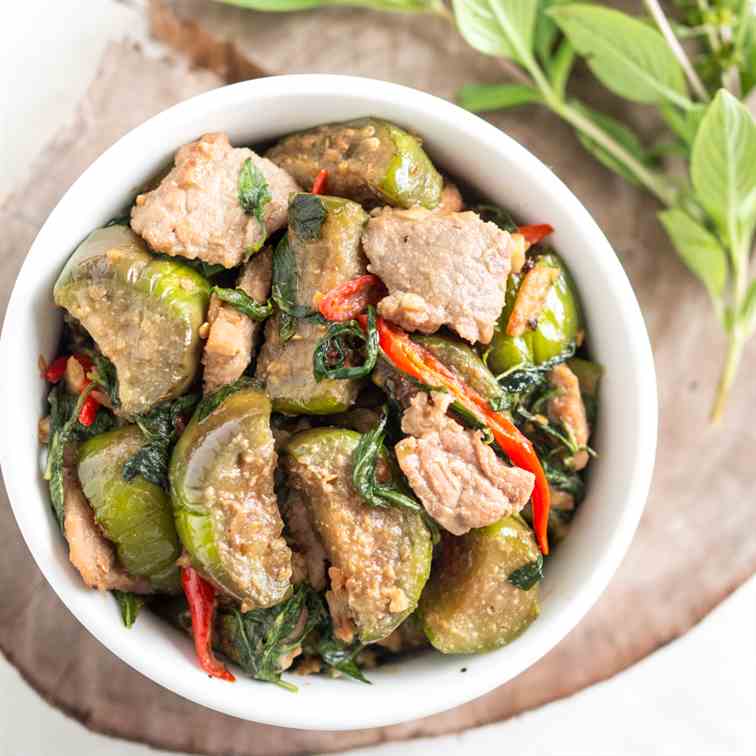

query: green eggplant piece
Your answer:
[257,194,367,415]
[54,225,209,417]
[78,426,181,592]
[169,385,292,608]
[266,118,442,209]
[283,427,432,643]
[420,515,540,654]
[485,252,582,377]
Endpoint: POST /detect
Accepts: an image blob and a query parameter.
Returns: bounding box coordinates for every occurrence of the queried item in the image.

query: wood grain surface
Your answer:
[1,5,755,754]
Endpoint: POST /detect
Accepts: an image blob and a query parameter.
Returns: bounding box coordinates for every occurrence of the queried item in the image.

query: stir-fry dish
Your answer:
[39,119,600,687]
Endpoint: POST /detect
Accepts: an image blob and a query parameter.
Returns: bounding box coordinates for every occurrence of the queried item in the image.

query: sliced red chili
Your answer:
[43,355,69,383]
[181,566,235,682]
[361,315,551,554]
[517,224,554,246]
[311,169,328,195]
[319,274,388,322]
[78,393,100,427]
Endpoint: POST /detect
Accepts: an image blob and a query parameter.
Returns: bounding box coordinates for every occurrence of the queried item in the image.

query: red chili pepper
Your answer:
[318,274,388,322]
[181,567,235,682]
[67,354,100,426]
[44,355,69,383]
[311,169,328,195]
[517,224,554,246]
[360,315,551,554]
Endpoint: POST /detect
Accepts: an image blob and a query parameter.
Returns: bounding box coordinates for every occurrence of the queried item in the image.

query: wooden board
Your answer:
[1,6,755,753]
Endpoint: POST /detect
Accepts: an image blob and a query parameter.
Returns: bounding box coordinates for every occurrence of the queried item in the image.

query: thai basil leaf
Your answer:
[195,377,255,424]
[218,584,324,691]
[659,103,706,147]
[316,630,370,684]
[452,0,538,66]
[239,157,271,224]
[352,408,440,542]
[122,394,199,489]
[541,457,585,503]
[271,235,315,341]
[549,4,690,108]
[44,384,116,528]
[113,591,144,629]
[507,553,544,590]
[473,203,518,232]
[690,90,756,250]
[313,306,379,381]
[84,350,120,408]
[534,0,570,63]
[458,83,541,113]
[570,100,650,186]
[289,194,327,241]
[352,409,423,515]
[211,286,274,321]
[658,209,728,301]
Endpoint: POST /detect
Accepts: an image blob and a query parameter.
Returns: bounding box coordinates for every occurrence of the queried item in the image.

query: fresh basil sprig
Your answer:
[313,305,379,381]
[238,157,271,255]
[122,394,199,489]
[211,286,274,321]
[271,235,317,341]
[43,384,116,528]
[234,0,756,421]
[352,407,441,542]
[507,553,544,591]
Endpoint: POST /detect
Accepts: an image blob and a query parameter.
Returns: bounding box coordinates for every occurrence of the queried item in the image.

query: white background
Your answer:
[1,2,754,754]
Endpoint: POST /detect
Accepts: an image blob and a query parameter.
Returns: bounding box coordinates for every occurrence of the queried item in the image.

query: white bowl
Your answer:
[0,75,657,730]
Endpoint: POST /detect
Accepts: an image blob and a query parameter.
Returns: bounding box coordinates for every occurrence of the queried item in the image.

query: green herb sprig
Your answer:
[122,394,200,489]
[313,306,380,380]
[211,285,274,321]
[228,0,756,421]
[238,157,272,256]
[44,384,116,528]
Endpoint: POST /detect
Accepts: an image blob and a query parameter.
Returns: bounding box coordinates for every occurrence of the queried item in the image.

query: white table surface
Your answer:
[2,3,754,755]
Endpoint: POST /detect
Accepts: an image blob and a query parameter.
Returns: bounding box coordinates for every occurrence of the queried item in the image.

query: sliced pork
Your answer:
[131,133,299,268]
[395,392,534,535]
[362,207,512,344]
[202,248,272,394]
[548,363,591,470]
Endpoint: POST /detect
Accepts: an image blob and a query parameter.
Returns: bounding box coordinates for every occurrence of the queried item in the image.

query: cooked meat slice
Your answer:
[202,248,272,394]
[63,466,150,593]
[435,181,464,214]
[326,566,358,644]
[395,392,535,535]
[363,208,512,344]
[281,488,328,591]
[506,260,560,337]
[548,363,591,470]
[131,133,299,268]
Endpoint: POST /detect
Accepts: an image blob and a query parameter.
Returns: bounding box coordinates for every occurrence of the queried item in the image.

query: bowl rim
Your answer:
[0,73,657,730]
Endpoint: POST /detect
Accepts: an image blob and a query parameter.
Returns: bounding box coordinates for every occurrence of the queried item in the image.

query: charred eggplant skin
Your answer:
[257,194,367,415]
[420,515,540,654]
[169,386,292,608]
[283,427,432,643]
[266,118,442,209]
[485,252,582,376]
[54,225,209,417]
[77,426,182,592]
